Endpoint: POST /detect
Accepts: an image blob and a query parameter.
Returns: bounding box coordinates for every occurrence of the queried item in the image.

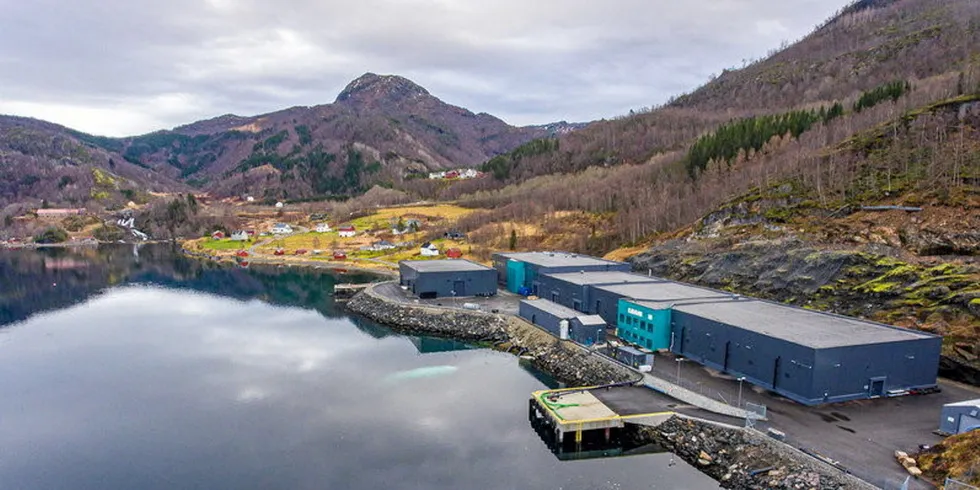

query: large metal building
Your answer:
[939,399,980,435]
[492,252,630,294]
[533,266,942,406]
[669,297,942,405]
[518,298,607,346]
[535,271,662,314]
[398,260,497,299]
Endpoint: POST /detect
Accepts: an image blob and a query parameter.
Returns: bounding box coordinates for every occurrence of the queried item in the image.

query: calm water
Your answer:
[0,245,717,490]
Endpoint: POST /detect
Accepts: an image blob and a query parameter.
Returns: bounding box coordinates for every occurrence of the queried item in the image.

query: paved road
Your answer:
[372,282,521,315]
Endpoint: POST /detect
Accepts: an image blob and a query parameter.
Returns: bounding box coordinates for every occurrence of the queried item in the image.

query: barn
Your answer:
[939,399,980,435]
[518,298,607,346]
[492,252,631,294]
[398,260,497,299]
[668,297,942,405]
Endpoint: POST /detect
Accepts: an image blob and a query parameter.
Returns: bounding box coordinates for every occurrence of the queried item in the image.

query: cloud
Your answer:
[0,0,851,136]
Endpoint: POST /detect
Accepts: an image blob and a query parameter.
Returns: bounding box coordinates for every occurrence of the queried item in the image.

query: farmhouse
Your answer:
[271,223,292,235]
[338,226,356,238]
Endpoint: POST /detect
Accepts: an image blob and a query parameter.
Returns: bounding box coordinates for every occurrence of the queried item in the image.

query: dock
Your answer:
[529,385,677,449]
[333,283,369,298]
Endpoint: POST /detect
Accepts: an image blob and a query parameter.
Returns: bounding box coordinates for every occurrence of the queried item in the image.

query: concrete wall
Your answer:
[400,267,497,298]
[672,310,819,405]
[812,337,942,403]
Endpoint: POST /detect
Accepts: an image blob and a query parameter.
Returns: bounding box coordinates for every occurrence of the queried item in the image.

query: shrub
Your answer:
[34,227,69,244]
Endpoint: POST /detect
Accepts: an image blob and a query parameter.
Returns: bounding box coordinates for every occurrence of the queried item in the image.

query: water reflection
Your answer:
[0,247,719,490]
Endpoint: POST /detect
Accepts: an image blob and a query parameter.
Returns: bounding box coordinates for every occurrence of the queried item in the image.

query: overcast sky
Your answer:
[0,0,851,137]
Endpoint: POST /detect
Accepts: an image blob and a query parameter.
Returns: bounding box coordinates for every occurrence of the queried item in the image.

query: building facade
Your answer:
[492,252,631,294]
[398,260,497,299]
[518,298,607,346]
[939,399,980,435]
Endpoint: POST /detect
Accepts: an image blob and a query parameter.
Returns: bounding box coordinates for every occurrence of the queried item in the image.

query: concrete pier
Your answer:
[529,385,676,445]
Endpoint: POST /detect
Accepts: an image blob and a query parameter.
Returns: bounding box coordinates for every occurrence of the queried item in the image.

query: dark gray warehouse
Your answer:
[398,260,497,299]
[939,399,980,435]
[535,271,663,314]
[492,252,630,294]
[531,263,943,406]
[518,299,607,346]
[668,297,942,405]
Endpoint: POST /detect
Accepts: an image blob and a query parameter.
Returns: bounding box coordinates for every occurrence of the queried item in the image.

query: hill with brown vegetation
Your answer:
[0,73,563,215]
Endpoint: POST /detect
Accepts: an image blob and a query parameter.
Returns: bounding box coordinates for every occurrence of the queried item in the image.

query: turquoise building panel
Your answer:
[506,260,526,293]
[616,299,672,350]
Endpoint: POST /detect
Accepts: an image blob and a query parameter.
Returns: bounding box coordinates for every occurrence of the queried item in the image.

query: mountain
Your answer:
[0,73,566,209]
[109,73,554,201]
[0,116,188,213]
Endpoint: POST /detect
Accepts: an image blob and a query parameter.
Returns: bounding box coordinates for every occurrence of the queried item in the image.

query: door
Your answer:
[572,300,582,312]
[869,377,886,398]
[772,356,781,389]
[453,280,466,297]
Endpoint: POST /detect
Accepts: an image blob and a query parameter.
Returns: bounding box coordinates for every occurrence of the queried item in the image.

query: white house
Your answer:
[230,230,249,241]
[246,196,255,202]
[419,242,439,257]
[428,171,446,180]
[315,223,332,233]
[275,202,284,209]
[338,226,356,238]
[271,223,293,235]
[460,168,479,179]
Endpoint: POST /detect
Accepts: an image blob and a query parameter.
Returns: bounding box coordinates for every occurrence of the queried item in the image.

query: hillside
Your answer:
[107,73,554,201]
[0,73,563,215]
[0,116,187,214]
[396,0,980,384]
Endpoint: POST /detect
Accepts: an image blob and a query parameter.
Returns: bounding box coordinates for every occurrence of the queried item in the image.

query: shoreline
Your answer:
[179,245,399,278]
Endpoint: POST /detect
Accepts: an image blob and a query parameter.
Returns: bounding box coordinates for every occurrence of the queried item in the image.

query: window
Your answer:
[618,314,625,323]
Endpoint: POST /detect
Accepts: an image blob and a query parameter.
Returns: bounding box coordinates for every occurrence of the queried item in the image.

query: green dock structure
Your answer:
[529,386,676,449]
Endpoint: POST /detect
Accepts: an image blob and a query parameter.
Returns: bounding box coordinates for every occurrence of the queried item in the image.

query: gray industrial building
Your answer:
[493,252,631,294]
[670,298,942,405]
[519,298,607,346]
[535,271,663,314]
[939,399,980,435]
[398,260,497,299]
[531,264,943,406]
[584,280,731,326]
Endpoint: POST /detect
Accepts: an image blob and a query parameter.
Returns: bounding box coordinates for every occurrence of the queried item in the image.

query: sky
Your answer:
[0,0,852,137]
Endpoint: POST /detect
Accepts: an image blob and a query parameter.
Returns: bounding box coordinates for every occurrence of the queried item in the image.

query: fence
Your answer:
[945,478,979,490]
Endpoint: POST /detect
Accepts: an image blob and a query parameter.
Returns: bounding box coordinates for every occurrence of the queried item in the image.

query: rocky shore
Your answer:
[630,417,875,490]
[345,283,640,387]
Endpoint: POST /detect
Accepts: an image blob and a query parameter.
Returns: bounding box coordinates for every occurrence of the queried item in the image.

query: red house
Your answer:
[446,247,463,259]
[444,170,460,179]
[211,231,225,240]
[333,251,347,260]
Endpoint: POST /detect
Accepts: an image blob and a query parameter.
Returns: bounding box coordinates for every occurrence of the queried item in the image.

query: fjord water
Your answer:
[0,246,716,490]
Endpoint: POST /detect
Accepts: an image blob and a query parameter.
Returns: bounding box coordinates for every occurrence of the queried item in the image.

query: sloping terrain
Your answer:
[109,73,553,200]
[0,116,187,212]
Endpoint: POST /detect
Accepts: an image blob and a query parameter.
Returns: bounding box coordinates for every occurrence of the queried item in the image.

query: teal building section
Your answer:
[506,260,527,293]
[616,299,672,351]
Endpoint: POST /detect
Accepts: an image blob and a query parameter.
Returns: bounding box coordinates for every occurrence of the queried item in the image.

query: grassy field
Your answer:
[198,239,251,251]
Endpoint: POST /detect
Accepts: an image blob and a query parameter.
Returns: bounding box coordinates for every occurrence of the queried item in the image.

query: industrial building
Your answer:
[535,271,662,314]
[668,297,942,405]
[939,399,980,435]
[398,260,497,299]
[492,252,630,294]
[526,259,943,406]
[519,299,607,346]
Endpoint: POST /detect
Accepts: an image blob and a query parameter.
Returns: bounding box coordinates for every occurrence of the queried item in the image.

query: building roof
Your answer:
[944,399,980,408]
[496,251,626,269]
[521,298,582,319]
[400,259,492,273]
[542,271,662,286]
[674,298,936,349]
[576,315,606,326]
[596,281,730,303]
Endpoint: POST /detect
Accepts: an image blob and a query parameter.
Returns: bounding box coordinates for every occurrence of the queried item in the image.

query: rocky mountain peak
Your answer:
[335,73,430,105]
